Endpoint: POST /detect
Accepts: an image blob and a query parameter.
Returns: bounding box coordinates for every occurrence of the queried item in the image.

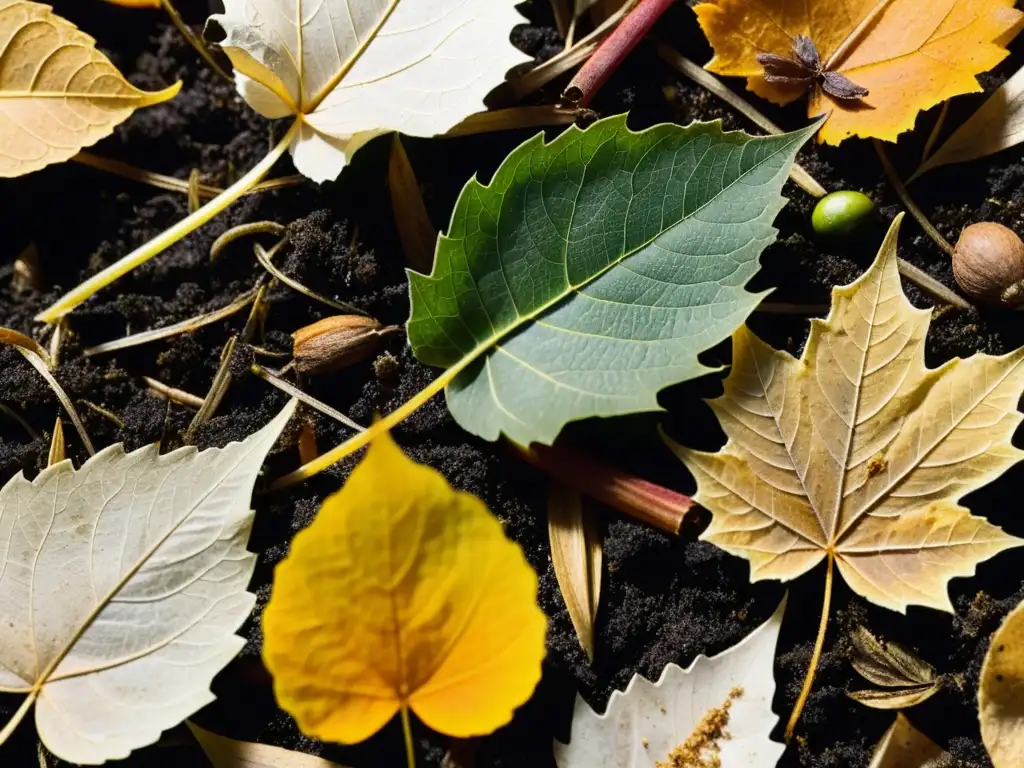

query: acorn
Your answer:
[292,315,399,374]
[952,222,1024,308]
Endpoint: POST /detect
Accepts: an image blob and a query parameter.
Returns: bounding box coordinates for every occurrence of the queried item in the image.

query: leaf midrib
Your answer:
[422,129,804,385]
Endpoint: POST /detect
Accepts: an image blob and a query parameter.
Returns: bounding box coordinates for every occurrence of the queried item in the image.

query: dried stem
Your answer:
[143,377,205,409]
[503,1,635,102]
[401,706,416,768]
[446,106,585,137]
[921,101,950,166]
[184,335,238,445]
[654,41,826,198]
[159,0,235,84]
[874,141,956,258]
[251,364,365,433]
[253,243,365,314]
[85,288,260,356]
[563,0,675,107]
[39,120,302,322]
[210,221,287,260]
[786,555,834,740]
[511,440,692,534]
[47,417,65,467]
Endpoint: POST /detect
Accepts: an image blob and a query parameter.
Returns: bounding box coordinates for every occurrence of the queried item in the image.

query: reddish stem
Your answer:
[563,0,677,107]
[510,441,693,534]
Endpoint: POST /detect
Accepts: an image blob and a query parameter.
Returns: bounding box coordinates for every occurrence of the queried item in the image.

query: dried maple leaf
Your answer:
[695,0,1024,144]
[665,215,1024,734]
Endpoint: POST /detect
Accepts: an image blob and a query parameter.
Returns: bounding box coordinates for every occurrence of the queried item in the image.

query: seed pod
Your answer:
[953,222,1024,307]
[292,315,396,374]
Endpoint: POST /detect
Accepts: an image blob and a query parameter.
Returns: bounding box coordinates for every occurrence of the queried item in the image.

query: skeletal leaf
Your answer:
[0,401,296,764]
[548,481,603,662]
[409,116,819,446]
[696,0,1024,145]
[553,599,787,768]
[915,64,1024,180]
[666,215,1024,613]
[262,430,547,744]
[848,626,940,710]
[979,598,1024,767]
[868,714,949,768]
[210,0,530,183]
[188,722,349,768]
[0,0,180,177]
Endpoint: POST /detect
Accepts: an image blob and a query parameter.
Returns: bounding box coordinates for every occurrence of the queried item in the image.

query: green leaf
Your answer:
[407,115,818,445]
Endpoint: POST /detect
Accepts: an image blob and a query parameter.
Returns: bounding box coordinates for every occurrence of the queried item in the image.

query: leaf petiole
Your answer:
[0,688,39,746]
[785,554,834,740]
[401,705,416,768]
[36,119,302,323]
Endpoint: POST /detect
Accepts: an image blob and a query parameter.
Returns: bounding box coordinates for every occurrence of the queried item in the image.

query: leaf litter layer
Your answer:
[3,0,1024,766]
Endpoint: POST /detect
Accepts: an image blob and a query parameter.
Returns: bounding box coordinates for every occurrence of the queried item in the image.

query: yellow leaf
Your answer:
[0,0,179,177]
[695,0,1024,144]
[262,430,547,744]
[666,214,1024,614]
[979,598,1024,768]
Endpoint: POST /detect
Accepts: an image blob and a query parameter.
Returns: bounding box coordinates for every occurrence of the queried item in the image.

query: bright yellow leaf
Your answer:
[666,215,1024,614]
[695,0,1024,144]
[0,0,179,177]
[262,430,547,744]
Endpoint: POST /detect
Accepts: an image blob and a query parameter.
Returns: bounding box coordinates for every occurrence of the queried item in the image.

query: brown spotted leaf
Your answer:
[665,215,1024,613]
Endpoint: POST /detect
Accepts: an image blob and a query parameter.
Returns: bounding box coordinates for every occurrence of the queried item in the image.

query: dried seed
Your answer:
[822,70,870,100]
[793,35,820,71]
[292,315,399,375]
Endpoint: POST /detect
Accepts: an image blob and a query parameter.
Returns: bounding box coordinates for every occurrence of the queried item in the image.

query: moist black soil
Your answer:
[3,2,1024,766]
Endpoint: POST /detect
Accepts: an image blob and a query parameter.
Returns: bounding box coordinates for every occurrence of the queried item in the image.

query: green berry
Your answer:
[811,190,875,236]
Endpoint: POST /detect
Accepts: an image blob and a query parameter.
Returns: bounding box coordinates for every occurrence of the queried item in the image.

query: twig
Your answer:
[159,0,235,84]
[85,288,260,356]
[654,41,826,199]
[143,377,205,409]
[921,101,950,166]
[502,1,635,102]
[0,405,41,441]
[251,364,365,434]
[509,440,692,534]
[78,401,125,429]
[563,0,675,107]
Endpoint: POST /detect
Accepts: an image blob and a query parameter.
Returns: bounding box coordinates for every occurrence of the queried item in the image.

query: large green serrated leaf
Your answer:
[407,115,817,445]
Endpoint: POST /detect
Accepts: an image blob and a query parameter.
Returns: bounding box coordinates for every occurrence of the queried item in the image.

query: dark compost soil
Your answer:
[3,1,1024,766]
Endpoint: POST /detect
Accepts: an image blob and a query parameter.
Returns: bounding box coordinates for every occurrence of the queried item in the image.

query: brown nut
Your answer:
[953,222,1024,307]
[292,315,397,375]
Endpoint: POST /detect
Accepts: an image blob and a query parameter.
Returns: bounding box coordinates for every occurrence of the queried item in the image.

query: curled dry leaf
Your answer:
[548,481,603,662]
[666,214,1024,614]
[210,0,530,183]
[553,598,787,768]
[848,626,940,710]
[0,0,180,177]
[0,401,296,765]
[868,714,949,768]
[407,116,819,446]
[262,430,547,744]
[914,64,1024,180]
[696,0,1024,145]
[188,722,349,768]
[979,598,1024,767]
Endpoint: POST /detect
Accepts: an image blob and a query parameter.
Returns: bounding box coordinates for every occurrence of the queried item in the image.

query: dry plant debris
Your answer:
[696,0,1024,144]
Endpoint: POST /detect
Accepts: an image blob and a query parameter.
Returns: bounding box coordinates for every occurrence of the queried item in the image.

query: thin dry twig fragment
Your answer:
[389,135,437,274]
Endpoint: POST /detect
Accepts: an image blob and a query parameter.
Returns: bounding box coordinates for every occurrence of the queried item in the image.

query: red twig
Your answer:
[563,0,677,107]
[509,440,693,534]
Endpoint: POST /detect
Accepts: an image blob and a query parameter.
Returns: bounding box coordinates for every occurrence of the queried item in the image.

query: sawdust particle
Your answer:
[655,687,744,768]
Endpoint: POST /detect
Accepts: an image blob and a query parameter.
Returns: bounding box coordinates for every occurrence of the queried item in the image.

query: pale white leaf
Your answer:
[914,64,1024,179]
[211,0,531,183]
[868,714,949,768]
[188,722,349,768]
[0,401,296,765]
[553,598,787,768]
[979,598,1024,768]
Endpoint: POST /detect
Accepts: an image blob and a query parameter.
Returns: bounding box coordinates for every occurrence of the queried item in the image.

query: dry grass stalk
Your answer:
[388,135,438,274]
